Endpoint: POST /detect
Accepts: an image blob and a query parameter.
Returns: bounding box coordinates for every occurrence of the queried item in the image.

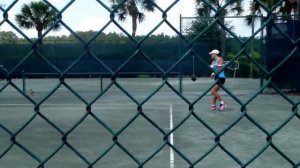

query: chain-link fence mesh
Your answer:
[1,0,300,167]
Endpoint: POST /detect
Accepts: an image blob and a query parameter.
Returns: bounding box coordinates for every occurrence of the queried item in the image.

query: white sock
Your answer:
[220,101,224,104]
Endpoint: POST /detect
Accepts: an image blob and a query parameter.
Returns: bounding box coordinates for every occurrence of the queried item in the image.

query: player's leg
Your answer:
[216,78,226,111]
[210,85,220,110]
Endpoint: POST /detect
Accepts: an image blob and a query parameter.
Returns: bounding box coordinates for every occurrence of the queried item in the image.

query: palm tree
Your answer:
[15,1,60,44]
[245,0,299,24]
[195,0,244,57]
[110,0,155,37]
[245,0,298,77]
[245,0,299,54]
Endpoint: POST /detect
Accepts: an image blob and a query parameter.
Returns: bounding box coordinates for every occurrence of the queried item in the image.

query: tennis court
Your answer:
[1,0,300,167]
[1,77,299,168]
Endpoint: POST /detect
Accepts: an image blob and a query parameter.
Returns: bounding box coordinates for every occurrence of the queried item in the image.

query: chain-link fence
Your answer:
[1,0,300,167]
[180,14,265,79]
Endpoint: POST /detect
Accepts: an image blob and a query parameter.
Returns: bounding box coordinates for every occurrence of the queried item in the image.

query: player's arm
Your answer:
[216,58,223,71]
[210,61,215,78]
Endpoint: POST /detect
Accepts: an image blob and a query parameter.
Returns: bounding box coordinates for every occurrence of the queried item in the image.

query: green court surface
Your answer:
[0,78,299,168]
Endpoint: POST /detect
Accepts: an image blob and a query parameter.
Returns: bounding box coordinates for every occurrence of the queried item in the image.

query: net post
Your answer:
[22,70,26,93]
[179,72,183,94]
[249,13,255,78]
[259,15,265,93]
[100,74,103,93]
[179,14,183,94]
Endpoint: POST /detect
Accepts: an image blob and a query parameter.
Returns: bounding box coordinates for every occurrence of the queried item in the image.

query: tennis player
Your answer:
[209,49,226,111]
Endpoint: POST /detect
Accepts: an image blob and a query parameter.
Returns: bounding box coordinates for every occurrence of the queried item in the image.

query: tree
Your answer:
[245,0,299,56]
[243,1,299,78]
[109,0,155,37]
[15,1,60,44]
[195,0,244,57]
[184,16,223,49]
[0,31,18,44]
[245,0,299,24]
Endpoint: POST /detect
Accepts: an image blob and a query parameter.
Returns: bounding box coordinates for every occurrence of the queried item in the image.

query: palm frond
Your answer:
[231,6,244,15]
[245,15,254,25]
[30,1,48,19]
[43,10,61,30]
[111,4,119,12]
[254,2,261,13]
[127,0,138,16]
[15,14,34,29]
[197,4,212,17]
[210,0,220,6]
[230,1,244,15]
[52,22,61,31]
[20,4,32,17]
[142,0,155,12]
[111,2,126,12]
[109,0,156,36]
[108,0,117,3]
[118,12,127,21]
[138,12,145,23]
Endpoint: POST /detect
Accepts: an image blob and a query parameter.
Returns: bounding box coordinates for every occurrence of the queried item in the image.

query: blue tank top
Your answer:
[212,58,225,78]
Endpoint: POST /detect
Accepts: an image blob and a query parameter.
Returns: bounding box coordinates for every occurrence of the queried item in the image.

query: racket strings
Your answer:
[223,60,240,71]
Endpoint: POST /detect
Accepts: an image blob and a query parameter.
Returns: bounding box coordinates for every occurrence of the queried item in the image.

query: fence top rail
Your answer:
[180,14,300,19]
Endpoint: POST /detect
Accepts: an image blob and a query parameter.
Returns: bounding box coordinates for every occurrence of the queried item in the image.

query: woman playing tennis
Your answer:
[209,49,226,111]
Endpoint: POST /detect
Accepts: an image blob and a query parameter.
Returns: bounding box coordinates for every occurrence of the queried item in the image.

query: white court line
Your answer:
[170,104,175,168]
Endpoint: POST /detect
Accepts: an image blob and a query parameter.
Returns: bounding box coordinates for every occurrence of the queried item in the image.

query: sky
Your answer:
[0,0,257,38]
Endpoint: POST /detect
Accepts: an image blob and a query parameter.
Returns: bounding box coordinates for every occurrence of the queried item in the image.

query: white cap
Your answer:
[209,49,220,55]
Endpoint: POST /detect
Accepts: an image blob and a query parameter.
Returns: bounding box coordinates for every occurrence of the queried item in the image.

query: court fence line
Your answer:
[1,0,300,167]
